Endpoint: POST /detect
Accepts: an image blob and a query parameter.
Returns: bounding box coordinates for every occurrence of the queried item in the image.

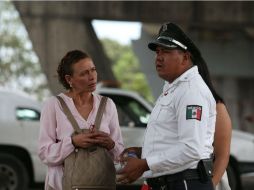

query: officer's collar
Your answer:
[164,66,199,89]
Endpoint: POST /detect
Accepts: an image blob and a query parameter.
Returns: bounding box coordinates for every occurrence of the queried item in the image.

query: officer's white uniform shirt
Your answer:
[142,66,216,178]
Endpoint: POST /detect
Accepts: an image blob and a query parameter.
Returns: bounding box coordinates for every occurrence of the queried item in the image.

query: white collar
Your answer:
[163,66,199,93]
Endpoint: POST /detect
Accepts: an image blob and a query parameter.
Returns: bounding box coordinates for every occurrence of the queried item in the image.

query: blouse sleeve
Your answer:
[107,98,125,160]
[38,97,74,166]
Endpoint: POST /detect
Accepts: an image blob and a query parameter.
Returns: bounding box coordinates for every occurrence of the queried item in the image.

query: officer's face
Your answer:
[155,46,187,83]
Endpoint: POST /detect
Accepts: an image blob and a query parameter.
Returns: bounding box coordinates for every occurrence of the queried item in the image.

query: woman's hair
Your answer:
[192,55,224,104]
[57,50,90,89]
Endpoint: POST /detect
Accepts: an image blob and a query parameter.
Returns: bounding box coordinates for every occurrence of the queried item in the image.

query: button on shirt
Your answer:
[142,66,216,178]
[38,93,124,190]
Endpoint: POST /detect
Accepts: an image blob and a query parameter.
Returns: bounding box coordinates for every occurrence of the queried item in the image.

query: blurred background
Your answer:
[1,1,254,132]
[1,1,254,190]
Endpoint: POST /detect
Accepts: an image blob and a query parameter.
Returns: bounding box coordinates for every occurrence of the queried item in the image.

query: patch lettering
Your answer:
[186,105,202,121]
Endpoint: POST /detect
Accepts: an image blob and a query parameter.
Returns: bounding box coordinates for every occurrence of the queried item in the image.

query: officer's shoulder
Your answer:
[177,80,205,98]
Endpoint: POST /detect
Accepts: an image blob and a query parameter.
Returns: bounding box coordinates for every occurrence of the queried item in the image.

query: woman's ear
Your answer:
[65,75,71,84]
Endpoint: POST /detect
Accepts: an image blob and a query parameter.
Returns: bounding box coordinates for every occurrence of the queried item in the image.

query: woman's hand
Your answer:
[94,131,115,150]
[71,132,101,148]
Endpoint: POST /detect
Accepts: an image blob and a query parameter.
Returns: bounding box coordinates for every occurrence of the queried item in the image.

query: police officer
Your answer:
[117,22,216,190]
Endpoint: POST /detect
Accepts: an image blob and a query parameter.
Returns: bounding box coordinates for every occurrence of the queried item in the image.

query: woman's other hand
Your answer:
[71,132,101,148]
[93,131,115,150]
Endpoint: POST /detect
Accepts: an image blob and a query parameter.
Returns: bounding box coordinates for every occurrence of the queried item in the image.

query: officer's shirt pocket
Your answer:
[156,96,174,123]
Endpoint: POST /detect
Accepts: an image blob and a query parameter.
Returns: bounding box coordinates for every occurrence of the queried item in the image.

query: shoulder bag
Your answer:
[56,96,116,190]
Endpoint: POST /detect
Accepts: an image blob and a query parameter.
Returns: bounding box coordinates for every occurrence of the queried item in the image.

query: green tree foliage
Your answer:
[101,39,154,102]
[0,1,50,100]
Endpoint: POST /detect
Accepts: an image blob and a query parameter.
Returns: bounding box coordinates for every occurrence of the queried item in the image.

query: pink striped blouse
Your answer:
[38,93,124,190]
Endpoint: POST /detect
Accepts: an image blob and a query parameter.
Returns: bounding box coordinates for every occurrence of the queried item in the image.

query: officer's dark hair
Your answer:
[57,50,90,90]
[192,55,224,103]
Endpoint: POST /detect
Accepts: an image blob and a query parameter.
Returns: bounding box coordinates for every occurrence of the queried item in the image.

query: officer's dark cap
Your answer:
[148,22,201,57]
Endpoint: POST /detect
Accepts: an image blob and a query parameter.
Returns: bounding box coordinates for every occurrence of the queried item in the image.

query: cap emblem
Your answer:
[162,24,167,32]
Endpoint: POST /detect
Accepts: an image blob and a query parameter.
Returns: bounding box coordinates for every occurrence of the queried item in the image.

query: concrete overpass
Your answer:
[14,1,254,131]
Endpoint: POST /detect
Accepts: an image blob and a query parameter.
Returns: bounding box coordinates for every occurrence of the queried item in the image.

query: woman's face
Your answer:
[68,57,97,93]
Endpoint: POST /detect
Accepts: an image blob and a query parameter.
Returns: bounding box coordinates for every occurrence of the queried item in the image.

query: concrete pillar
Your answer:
[133,28,164,99]
[14,2,115,95]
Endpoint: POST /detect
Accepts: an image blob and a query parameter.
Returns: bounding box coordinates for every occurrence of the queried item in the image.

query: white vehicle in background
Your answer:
[0,88,254,190]
[0,90,44,190]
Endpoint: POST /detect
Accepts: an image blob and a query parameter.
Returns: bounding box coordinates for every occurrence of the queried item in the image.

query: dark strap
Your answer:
[94,96,107,130]
[56,95,107,133]
[56,96,81,133]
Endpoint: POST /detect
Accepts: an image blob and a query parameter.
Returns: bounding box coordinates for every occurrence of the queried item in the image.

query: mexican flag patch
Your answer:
[186,105,202,121]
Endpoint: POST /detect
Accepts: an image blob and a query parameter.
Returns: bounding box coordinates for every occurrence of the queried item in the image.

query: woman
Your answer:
[195,56,232,190]
[38,50,124,190]
[213,102,232,190]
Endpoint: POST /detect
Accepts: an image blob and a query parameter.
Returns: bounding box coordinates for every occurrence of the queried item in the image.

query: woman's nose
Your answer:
[89,71,96,80]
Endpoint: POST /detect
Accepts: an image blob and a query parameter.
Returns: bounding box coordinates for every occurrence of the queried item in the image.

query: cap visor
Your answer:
[148,41,178,51]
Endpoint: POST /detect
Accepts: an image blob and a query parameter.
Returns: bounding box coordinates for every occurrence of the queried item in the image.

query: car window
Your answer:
[16,107,40,121]
[115,104,133,126]
[100,94,150,127]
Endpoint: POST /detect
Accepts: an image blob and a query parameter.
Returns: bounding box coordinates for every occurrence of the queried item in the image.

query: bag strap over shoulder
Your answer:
[56,95,107,133]
[56,96,82,133]
[94,96,108,130]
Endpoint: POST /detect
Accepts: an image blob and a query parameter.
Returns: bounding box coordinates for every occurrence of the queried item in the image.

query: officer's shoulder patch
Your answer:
[186,105,202,121]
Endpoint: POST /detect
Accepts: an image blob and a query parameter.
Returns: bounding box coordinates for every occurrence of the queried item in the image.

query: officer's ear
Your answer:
[183,51,191,61]
[182,51,192,66]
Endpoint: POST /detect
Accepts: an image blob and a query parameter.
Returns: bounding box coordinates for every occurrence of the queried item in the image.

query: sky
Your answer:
[92,20,141,45]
